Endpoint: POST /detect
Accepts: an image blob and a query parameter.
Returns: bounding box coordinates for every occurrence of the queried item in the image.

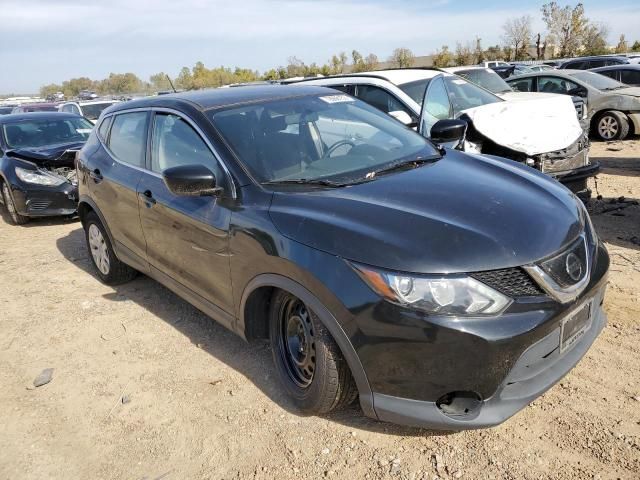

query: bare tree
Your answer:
[535,33,548,59]
[541,2,589,58]
[389,48,415,68]
[364,53,379,70]
[502,15,532,60]
[455,42,475,66]
[615,34,629,54]
[475,37,484,63]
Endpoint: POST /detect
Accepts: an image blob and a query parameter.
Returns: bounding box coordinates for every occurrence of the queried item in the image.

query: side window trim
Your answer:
[151,107,237,199]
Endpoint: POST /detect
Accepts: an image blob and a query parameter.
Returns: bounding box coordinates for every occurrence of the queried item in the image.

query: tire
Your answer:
[1,181,29,225]
[593,111,630,141]
[84,211,137,285]
[269,290,358,414]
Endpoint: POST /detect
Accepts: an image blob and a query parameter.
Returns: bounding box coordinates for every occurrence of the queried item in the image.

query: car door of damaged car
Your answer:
[137,110,234,316]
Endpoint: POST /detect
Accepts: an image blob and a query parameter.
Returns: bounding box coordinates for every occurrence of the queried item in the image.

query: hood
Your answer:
[462,95,583,156]
[6,141,84,167]
[269,150,584,274]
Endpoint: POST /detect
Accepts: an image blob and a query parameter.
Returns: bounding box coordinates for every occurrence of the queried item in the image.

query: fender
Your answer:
[78,195,116,246]
[239,273,376,420]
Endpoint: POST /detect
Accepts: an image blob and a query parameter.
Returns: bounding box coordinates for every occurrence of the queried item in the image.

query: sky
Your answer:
[1,0,639,94]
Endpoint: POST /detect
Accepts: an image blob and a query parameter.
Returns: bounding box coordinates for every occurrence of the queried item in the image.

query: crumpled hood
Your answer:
[6,141,84,167]
[269,150,584,274]
[462,95,583,156]
[497,91,564,102]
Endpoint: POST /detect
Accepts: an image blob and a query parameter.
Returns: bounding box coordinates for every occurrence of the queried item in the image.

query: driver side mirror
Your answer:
[389,110,419,128]
[430,119,467,146]
[163,164,222,197]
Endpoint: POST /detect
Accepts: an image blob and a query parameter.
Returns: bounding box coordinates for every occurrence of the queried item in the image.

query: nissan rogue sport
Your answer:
[76,86,609,429]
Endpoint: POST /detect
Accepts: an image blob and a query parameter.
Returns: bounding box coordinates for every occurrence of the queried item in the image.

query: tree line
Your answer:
[40,1,640,98]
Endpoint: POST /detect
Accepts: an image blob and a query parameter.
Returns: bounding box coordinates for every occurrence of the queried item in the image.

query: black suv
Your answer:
[560,56,629,70]
[76,86,609,429]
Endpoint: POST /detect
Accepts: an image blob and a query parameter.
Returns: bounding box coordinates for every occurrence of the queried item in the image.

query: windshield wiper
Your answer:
[363,156,437,181]
[262,178,345,188]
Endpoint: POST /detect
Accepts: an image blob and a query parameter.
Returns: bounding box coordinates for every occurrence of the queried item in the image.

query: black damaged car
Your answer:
[0,112,93,224]
[76,86,609,429]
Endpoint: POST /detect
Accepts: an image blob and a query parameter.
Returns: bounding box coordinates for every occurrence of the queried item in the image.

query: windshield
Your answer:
[569,71,626,91]
[81,102,115,120]
[3,117,94,149]
[454,69,512,94]
[210,94,437,184]
[442,76,502,114]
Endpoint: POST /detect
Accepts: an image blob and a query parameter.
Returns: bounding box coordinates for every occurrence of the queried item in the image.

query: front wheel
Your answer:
[269,290,358,414]
[1,182,28,225]
[84,211,137,285]
[593,111,630,141]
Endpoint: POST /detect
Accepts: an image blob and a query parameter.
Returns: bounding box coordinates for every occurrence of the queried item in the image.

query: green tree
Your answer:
[175,67,194,90]
[389,47,415,68]
[582,23,609,56]
[632,40,640,52]
[149,72,172,91]
[432,46,453,67]
[541,2,589,58]
[40,83,63,99]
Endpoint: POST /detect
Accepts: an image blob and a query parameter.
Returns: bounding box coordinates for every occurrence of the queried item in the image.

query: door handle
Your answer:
[139,190,156,206]
[89,168,103,183]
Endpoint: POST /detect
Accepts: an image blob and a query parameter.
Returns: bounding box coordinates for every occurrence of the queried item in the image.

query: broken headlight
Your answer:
[15,166,65,186]
[351,263,512,315]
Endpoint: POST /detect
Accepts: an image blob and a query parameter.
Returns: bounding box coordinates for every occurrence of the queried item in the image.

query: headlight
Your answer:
[351,263,512,315]
[15,166,65,186]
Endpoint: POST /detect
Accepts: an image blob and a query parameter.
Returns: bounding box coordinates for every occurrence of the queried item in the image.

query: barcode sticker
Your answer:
[320,95,355,104]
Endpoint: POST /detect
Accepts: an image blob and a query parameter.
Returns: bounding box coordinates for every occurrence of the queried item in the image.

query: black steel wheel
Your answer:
[269,289,358,414]
[277,297,316,388]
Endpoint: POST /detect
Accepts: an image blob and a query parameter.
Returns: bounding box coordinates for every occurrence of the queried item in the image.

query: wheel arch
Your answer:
[77,195,116,248]
[239,273,376,418]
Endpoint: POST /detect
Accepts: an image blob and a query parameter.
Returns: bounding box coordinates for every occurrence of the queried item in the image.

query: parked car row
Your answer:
[287,68,597,197]
[0,74,612,431]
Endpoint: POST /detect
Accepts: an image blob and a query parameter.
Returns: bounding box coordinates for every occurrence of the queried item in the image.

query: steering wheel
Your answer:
[322,139,356,158]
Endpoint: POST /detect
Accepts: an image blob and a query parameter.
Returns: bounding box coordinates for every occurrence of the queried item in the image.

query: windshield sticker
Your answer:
[452,79,467,85]
[76,129,92,133]
[320,95,355,104]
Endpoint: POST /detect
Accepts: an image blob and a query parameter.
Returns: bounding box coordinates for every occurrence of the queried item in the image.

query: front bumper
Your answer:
[373,287,606,429]
[352,242,609,430]
[9,182,78,217]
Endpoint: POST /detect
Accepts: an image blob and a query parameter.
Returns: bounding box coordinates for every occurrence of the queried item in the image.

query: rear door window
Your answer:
[107,112,149,168]
[354,85,412,117]
[621,70,640,85]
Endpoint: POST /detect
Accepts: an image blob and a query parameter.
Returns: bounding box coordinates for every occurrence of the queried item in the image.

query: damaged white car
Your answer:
[289,69,597,197]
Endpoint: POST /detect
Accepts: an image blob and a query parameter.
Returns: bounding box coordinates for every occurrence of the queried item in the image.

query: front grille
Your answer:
[471,268,545,297]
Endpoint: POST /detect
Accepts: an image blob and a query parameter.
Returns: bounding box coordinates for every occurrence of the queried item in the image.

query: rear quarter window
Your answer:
[107,112,148,168]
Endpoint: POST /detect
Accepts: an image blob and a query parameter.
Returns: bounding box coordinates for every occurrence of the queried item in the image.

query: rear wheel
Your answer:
[84,211,137,285]
[1,182,28,225]
[269,290,358,414]
[593,111,629,141]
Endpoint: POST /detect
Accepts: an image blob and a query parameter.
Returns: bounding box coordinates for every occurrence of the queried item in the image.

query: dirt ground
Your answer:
[0,140,639,480]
